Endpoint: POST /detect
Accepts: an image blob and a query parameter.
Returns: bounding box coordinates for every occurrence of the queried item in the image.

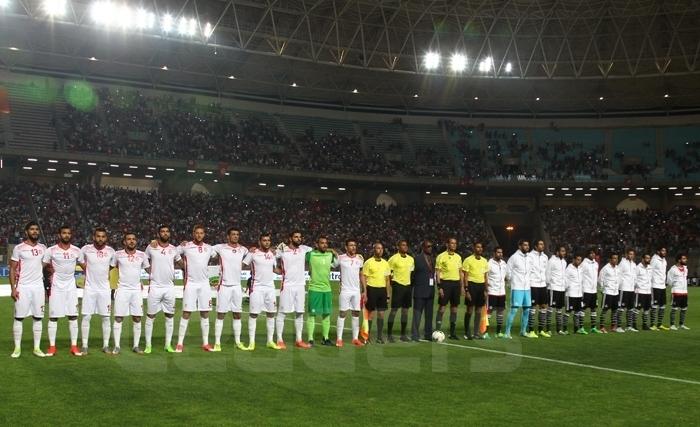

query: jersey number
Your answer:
[31,249,40,256]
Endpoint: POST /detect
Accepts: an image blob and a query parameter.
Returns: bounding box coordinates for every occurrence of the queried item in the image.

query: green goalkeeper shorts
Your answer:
[307,290,332,316]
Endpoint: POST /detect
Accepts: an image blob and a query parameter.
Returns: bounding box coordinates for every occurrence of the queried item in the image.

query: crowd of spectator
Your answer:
[666,141,700,179]
[542,206,700,257]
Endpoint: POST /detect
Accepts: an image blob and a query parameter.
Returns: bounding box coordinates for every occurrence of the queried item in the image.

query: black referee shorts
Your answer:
[438,280,461,307]
[366,286,388,311]
[466,282,486,307]
[390,282,412,309]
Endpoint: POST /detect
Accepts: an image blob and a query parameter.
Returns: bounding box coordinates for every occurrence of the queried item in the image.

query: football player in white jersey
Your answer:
[10,221,48,358]
[336,238,365,347]
[176,224,217,353]
[111,233,150,354]
[79,227,116,355]
[275,230,312,349]
[212,227,249,351]
[144,225,183,354]
[43,225,84,357]
[242,233,282,351]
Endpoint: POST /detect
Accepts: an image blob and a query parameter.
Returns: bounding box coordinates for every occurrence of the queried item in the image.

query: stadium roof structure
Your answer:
[1,0,700,116]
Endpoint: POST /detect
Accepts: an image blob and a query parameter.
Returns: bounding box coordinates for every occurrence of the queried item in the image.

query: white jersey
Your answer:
[276,244,312,287]
[528,251,548,288]
[618,258,636,292]
[43,244,82,291]
[565,264,583,298]
[180,242,216,286]
[81,244,115,291]
[339,253,364,293]
[666,265,688,294]
[506,250,530,291]
[12,241,47,287]
[243,248,276,290]
[598,263,619,296]
[581,258,599,294]
[111,249,149,290]
[146,243,182,288]
[635,263,652,294]
[650,254,667,289]
[214,243,248,287]
[546,255,567,292]
[487,258,507,296]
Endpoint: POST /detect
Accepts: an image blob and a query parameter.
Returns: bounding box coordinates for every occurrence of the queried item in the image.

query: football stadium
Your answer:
[1,0,700,425]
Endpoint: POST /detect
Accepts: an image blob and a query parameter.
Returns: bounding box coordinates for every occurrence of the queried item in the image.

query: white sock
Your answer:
[133,321,141,348]
[48,320,58,346]
[266,317,275,343]
[352,316,360,340]
[215,318,224,345]
[295,314,304,342]
[81,315,91,348]
[248,316,257,346]
[177,318,189,346]
[201,318,210,346]
[69,319,78,346]
[276,312,285,342]
[145,317,154,347]
[165,316,174,347]
[337,316,345,341]
[113,321,122,349]
[13,319,22,348]
[33,319,42,349]
[101,316,111,348]
[233,318,241,344]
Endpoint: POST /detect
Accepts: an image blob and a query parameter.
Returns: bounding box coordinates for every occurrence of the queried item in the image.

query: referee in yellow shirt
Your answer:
[387,240,415,342]
[362,241,392,344]
[462,242,489,339]
[435,237,462,339]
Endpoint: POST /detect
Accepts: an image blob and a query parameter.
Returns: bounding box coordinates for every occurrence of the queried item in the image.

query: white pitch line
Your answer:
[438,341,700,385]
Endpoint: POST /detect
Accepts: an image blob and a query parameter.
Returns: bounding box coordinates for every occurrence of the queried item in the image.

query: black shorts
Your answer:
[390,282,412,309]
[549,290,566,308]
[602,294,619,310]
[672,294,688,309]
[487,295,506,310]
[652,288,667,306]
[438,280,461,307]
[366,286,388,311]
[467,282,486,307]
[531,287,548,306]
[567,297,583,312]
[582,292,598,310]
[619,291,636,309]
[636,293,652,310]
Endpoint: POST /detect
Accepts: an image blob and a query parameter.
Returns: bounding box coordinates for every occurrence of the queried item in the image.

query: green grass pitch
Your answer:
[1,287,700,425]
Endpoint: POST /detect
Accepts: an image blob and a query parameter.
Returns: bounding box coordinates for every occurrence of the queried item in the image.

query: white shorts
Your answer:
[81,288,112,316]
[147,286,175,315]
[183,283,212,312]
[249,287,276,315]
[216,285,243,313]
[279,286,306,313]
[49,287,79,318]
[339,291,361,312]
[14,285,45,318]
[114,288,144,317]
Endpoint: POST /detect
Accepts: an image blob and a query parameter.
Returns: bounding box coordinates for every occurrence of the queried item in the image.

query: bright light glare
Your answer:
[423,52,440,70]
[505,62,513,73]
[0,0,9,9]
[91,1,113,26]
[43,0,66,17]
[203,22,213,38]
[177,16,196,36]
[135,8,154,30]
[115,4,133,29]
[449,53,467,72]
[478,56,493,72]
[161,13,174,33]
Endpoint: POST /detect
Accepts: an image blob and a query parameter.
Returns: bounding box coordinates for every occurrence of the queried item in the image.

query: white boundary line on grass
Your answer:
[438,341,700,385]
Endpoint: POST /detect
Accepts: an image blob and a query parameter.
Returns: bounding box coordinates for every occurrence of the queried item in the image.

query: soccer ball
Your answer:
[432,330,446,343]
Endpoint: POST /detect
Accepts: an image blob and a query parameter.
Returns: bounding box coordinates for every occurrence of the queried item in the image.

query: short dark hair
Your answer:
[494,246,503,253]
[58,225,71,233]
[534,239,545,247]
[25,221,39,231]
[289,230,302,238]
[587,248,597,256]
[397,239,408,246]
[609,253,619,260]
[317,235,328,242]
[656,245,667,253]
[574,253,584,259]
[345,238,357,246]
[192,224,205,232]
[94,227,107,235]
[556,245,566,252]
[259,232,271,240]
[626,248,636,254]
[123,232,136,242]
[446,237,457,243]
[227,227,240,235]
[158,224,170,233]
[518,239,529,246]
[373,240,384,248]
[473,241,483,248]
[676,253,687,262]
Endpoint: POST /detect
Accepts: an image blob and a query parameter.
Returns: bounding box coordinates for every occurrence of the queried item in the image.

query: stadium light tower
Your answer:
[135,8,155,30]
[504,62,513,73]
[449,53,467,72]
[423,52,440,70]
[478,56,493,72]
[161,13,174,33]
[0,0,9,9]
[90,1,113,26]
[43,0,66,17]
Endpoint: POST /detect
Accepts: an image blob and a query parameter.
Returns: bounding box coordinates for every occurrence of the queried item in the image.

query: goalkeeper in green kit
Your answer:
[306,235,339,346]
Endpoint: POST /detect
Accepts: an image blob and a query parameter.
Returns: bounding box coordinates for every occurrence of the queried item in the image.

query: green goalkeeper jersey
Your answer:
[306,249,338,292]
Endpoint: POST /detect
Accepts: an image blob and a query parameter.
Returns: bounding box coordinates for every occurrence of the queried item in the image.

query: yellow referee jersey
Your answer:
[388,253,414,286]
[362,257,391,288]
[462,254,488,284]
[436,251,462,281]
